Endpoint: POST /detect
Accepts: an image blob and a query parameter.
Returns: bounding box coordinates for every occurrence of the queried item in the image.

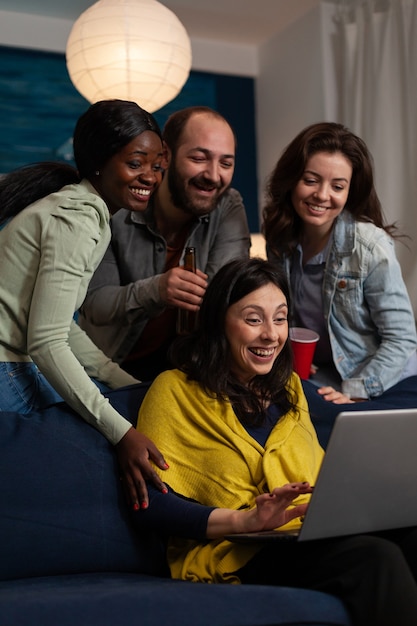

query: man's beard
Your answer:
[167,161,228,217]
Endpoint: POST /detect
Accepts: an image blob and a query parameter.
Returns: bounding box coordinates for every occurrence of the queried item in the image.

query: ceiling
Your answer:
[0,0,321,45]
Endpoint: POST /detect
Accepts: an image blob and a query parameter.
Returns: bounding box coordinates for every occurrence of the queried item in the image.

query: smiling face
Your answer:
[167,112,235,216]
[225,283,289,385]
[291,151,353,235]
[96,130,164,215]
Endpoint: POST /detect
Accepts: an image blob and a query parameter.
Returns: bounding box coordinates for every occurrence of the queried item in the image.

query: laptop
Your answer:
[226,408,417,543]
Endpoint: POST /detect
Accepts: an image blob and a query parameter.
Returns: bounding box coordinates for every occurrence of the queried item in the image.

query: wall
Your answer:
[0,10,258,75]
[255,3,339,211]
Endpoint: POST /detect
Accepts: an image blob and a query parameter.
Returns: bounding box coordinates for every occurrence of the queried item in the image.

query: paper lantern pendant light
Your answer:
[66,0,192,113]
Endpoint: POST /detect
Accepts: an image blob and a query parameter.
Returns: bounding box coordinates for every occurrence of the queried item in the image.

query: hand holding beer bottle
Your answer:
[176,247,197,335]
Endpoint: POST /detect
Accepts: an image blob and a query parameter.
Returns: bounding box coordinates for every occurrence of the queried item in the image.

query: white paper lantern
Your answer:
[66,0,192,113]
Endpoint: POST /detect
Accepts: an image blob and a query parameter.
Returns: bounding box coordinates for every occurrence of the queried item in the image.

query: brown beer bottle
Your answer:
[176,246,197,335]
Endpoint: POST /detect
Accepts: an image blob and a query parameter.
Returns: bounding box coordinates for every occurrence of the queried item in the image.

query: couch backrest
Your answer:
[0,385,167,581]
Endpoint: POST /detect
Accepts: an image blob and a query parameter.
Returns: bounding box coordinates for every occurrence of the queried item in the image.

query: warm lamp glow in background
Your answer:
[66,0,192,113]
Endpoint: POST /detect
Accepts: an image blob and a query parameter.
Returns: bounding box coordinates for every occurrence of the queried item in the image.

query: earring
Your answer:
[95,170,100,176]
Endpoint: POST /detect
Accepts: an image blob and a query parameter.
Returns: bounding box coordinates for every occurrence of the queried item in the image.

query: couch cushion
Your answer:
[0,384,167,581]
[0,572,352,626]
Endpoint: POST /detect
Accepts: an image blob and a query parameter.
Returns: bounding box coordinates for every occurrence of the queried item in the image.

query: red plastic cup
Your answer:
[289,327,320,379]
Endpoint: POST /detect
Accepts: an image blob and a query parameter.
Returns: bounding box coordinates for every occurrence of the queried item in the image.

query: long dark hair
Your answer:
[169,257,298,426]
[0,99,162,226]
[0,162,79,225]
[263,121,397,259]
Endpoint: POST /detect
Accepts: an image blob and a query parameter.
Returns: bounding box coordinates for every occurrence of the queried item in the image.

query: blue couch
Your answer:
[0,383,351,626]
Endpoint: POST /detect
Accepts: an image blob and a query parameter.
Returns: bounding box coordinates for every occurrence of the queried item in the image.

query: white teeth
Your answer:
[250,348,274,357]
[309,204,326,212]
[131,188,150,196]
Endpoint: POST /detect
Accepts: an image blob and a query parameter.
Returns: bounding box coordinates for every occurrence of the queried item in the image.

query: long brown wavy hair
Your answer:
[262,121,398,259]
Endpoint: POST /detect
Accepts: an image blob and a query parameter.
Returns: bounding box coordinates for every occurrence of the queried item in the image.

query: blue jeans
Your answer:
[0,362,112,413]
[0,362,64,413]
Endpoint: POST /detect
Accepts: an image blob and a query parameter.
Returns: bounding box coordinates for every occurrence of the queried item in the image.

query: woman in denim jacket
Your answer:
[263,122,417,416]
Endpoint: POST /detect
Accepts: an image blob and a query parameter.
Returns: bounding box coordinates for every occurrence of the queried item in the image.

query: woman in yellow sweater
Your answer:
[135,257,417,626]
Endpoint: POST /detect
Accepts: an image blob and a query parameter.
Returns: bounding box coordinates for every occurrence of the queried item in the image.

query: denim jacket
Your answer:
[79,188,250,363]
[271,211,417,399]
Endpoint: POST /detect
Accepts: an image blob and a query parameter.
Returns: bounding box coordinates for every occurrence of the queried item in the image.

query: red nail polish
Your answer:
[133,503,139,511]
[141,501,148,510]
[164,462,169,469]
[162,488,168,494]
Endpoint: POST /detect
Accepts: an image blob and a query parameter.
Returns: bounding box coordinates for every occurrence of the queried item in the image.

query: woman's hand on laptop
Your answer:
[206,482,313,539]
[251,482,313,530]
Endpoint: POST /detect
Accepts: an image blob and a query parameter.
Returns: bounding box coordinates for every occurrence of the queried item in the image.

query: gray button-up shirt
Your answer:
[79,188,251,363]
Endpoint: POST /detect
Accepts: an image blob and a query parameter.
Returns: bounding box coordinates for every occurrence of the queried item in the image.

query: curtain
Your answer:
[334,0,417,315]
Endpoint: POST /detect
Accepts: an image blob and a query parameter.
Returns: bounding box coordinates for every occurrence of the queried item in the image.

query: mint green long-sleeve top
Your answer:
[0,179,137,444]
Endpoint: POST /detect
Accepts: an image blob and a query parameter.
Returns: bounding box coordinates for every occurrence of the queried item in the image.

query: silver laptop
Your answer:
[226,408,417,543]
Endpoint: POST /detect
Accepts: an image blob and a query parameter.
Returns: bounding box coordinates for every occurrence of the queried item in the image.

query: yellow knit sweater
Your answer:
[137,369,324,583]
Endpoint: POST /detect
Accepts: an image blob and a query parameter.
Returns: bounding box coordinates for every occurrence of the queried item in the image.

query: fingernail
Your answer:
[162,488,168,494]
[164,462,169,469]
[141,502,148,510]
[133,503,139,511]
